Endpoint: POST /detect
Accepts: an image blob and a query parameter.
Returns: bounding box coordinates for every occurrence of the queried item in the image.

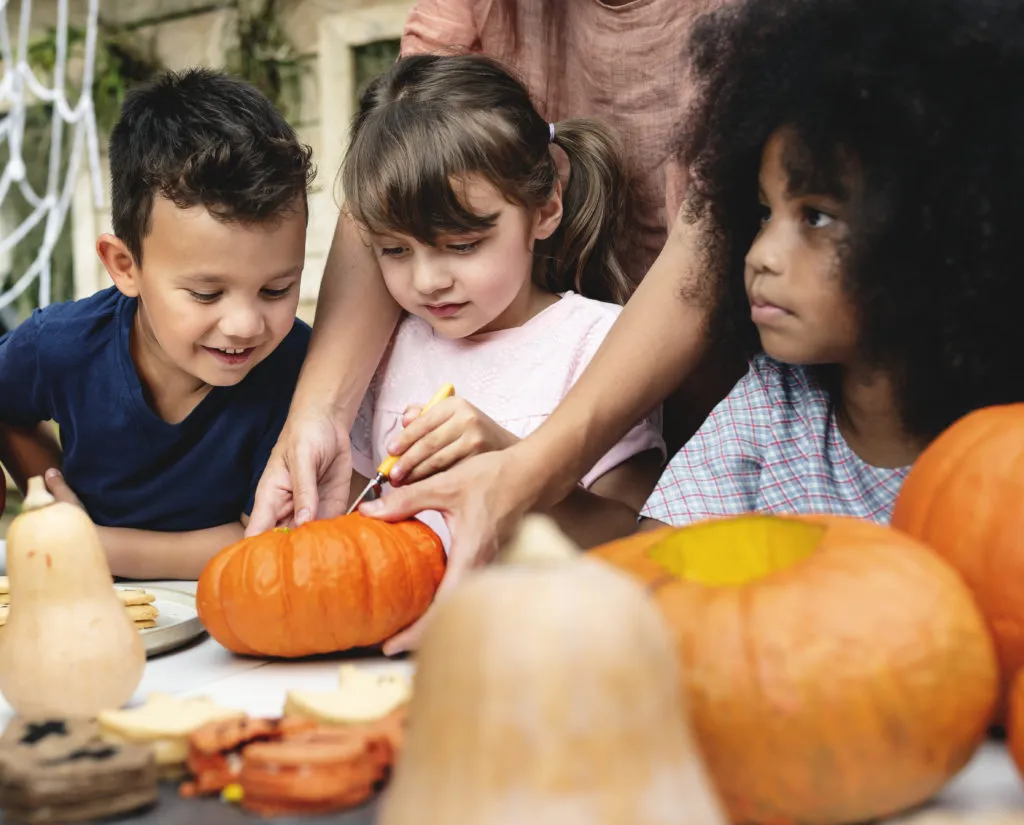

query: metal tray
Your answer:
[115,585,206,658]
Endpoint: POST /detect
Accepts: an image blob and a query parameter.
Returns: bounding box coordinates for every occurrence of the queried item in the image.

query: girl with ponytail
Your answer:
[340,53,664,547]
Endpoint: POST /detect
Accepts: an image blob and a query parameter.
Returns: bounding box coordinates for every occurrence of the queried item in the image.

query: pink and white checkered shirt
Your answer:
[641,355,909,526]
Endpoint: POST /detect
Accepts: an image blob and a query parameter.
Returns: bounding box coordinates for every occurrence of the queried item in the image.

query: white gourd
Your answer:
[380,514,726,825]
[0,476,146,716]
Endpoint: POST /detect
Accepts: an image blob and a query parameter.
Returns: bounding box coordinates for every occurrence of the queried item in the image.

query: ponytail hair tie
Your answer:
[549,122,556,143]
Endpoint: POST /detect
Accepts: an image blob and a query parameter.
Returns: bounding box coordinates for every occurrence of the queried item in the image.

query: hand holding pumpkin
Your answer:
[247,405,356,535]
[385,397,519,485]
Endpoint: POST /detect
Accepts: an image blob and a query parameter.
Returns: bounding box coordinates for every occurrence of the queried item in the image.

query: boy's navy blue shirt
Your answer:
[0,287,310,531]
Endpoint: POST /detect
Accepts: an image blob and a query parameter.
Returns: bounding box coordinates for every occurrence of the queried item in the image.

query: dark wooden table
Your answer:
[11,784,381,824]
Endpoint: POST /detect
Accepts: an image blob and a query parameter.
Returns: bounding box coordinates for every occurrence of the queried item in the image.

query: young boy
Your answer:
[0,68,314,579]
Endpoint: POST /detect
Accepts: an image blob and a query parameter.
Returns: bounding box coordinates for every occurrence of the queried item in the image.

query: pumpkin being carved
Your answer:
[891,404,1024,709]
[196,514,445,658]
[592,515,998,825]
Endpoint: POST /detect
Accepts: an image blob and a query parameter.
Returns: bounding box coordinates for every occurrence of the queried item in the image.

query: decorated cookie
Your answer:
[98,693,245,775]
[238,725,394,816]
[0,718,98,766]
[0,717,157,824]
[179,715,318,798]
[284,665,412,725]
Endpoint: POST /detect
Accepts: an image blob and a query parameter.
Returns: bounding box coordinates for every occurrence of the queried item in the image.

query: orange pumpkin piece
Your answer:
[1010,670,1024,781]
[285,703,408,756]
[180,715,318,798]
[196,514,446,658]
[592,515,998,825]
[238,726,394,816]
[891,404,1024,710]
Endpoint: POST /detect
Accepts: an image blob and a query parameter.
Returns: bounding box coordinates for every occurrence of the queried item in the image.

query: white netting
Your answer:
[0,0,103,311]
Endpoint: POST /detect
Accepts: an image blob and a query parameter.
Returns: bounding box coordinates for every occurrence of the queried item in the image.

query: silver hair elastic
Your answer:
[549,122,556,143]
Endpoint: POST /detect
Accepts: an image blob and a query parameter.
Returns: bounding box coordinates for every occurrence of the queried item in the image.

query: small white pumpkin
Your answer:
[380,515,726,825]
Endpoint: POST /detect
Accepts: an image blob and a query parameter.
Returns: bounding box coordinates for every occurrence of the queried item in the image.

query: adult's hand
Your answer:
[359,443,544,655]
[246,407,354,536]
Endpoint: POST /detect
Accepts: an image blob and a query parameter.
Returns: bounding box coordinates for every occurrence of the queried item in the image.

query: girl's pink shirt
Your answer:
[351,293,665,549]
[401,0,730,285]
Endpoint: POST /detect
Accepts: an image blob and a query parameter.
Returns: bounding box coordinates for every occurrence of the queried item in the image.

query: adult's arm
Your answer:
[246,210,401,534]
[370,208,714,653]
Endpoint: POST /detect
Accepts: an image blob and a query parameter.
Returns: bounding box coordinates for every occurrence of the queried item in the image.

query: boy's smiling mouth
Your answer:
[203,345,257,366]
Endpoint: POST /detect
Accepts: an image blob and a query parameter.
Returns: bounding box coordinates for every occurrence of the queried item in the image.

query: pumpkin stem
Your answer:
[498,514,580,566]
[22,476,56,512]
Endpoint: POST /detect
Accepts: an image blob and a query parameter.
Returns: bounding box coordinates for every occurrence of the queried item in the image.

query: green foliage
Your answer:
[26,24,162,134]
[354,39,401,102]
[224,0,304,122]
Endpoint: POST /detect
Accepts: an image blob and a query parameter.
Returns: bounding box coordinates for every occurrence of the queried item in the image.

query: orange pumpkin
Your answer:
[891,404,1024,708]
[196,514,445,658]
[592,515,998,825]
[1010,670,1024,781]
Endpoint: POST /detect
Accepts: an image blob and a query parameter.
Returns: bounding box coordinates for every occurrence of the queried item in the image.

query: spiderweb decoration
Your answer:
[0,0,103,311]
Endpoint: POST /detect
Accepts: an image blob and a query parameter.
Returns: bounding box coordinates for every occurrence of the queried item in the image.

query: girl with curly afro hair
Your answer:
[640,0,1024,527]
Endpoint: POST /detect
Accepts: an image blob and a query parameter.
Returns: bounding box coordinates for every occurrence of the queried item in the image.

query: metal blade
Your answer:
[346,476,381,515]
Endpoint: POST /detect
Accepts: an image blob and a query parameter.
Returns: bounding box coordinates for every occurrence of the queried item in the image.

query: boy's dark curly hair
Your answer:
[108,68,315,264]
[678,0,1024,440]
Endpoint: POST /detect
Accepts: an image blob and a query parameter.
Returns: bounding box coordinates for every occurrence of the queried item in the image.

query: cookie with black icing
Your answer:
[0,717,158,824]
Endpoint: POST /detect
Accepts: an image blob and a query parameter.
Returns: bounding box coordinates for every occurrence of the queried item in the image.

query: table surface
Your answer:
[0,578,1021,824]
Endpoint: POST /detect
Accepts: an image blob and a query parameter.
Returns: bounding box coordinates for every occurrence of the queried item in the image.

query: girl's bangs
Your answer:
[344,112,501,243]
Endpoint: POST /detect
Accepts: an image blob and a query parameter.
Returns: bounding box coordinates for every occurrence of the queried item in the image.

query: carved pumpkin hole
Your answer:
[647,516,823,585]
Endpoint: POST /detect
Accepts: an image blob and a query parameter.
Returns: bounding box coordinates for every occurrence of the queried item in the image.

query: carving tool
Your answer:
[346,382,456,514]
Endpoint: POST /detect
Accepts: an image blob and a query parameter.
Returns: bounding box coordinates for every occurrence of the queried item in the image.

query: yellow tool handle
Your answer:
[376,383,456,478]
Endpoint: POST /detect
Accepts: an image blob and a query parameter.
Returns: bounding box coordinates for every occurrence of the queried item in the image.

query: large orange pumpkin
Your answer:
[1010,670,1024,781]
[196,514,445,658]
[891,404,1024,708]
[592,515,998,825]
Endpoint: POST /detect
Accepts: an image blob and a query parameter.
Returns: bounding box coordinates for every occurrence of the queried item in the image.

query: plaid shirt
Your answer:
[641,355,909,526]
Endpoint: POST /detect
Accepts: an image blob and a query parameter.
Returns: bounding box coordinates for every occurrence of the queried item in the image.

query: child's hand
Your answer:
[387,398,518,485]
[42,468,85,510]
